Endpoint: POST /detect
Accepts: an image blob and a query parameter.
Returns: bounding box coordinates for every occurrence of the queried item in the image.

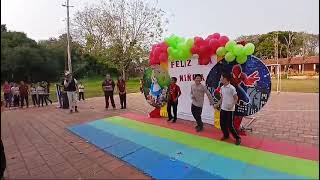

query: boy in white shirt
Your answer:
[216,73,241,145]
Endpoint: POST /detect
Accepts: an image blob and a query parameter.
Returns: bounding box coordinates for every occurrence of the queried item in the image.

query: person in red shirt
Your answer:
[19,81,29,108]
[167,77,181,123]
[117,76,126,109]
[3,81,11,108]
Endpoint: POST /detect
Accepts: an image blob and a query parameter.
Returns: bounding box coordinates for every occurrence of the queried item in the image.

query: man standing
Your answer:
[117,76,126,109]
[102,74,116,110]
[19,81,29,108]
[3,81,11,108]
[64,71,79,113]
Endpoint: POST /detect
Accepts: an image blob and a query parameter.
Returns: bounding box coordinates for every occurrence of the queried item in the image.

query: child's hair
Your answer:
[222,73,232,82]
[171,77,177,82]
[194,74,202,80]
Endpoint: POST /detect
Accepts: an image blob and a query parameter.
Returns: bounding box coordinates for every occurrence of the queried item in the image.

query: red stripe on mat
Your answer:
[119,113,319,161]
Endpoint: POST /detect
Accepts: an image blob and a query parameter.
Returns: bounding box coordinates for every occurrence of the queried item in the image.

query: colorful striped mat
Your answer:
[68,115,319,179]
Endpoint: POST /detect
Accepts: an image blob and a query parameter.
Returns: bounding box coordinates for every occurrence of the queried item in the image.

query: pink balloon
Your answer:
[218,36,229,46]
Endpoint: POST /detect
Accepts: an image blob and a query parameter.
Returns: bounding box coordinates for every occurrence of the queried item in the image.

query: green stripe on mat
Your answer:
[104,116,319,179]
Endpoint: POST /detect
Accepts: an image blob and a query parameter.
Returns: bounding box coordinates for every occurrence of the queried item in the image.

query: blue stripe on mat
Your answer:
[86,119,306,179]
[68,123,223,179]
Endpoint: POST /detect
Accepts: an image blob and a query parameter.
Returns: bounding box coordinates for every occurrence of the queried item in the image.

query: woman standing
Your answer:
[30,83,38,107]
[117,76,126,109]
[44,81,52,104]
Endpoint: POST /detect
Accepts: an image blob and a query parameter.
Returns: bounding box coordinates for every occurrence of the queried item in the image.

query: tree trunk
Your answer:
[122,68,126,80]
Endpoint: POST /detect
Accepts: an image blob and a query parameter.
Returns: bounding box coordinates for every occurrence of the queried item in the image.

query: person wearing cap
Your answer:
[64,71,79,113]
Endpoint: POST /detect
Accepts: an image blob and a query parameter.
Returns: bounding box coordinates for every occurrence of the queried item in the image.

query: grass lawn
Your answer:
[2,77,319,102]
[271,78,319,93]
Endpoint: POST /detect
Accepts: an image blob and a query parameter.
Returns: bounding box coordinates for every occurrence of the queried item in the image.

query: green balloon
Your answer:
[225,52,236,62]
[233,44,244,56]
[236,55,248,64]
[244,43,255,55]
[186,38,194,47]
[225,40,237,52]
[216,47,227,57]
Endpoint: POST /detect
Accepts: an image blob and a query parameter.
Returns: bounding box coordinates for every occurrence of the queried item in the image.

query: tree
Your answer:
[72,0,168,79]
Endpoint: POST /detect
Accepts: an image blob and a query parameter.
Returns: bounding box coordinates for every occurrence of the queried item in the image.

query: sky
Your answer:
[1,0,319,41]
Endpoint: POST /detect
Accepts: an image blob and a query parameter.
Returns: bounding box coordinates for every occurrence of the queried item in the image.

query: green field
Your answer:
[2,77,319,102]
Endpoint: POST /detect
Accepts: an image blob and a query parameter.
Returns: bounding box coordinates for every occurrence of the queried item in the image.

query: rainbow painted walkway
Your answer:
[68,113,319,179]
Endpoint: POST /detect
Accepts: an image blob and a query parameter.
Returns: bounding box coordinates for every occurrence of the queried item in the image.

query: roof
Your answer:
[263,56,319,65]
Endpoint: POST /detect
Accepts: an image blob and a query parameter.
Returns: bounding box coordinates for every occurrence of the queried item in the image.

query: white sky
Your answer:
[1,0,319,41]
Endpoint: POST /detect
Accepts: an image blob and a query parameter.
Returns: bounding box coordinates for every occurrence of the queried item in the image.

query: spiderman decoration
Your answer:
[206,55,271,117]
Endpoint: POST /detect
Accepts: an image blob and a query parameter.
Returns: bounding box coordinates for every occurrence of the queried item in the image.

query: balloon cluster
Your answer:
[190,33,229,65]
[165,35,194,61]
[149,33,256,66]
[149,42,169,65]
[217,40,255,64]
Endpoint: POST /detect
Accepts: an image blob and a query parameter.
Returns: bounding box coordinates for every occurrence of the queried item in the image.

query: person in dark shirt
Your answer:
[19,81,29,108]
[167,77,181,123]
[64,71,79,113]
[117,76,126,109]
[102,74,116,110]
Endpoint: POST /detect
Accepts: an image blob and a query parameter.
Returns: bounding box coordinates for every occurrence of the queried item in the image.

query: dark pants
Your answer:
[220,110,240,140]
[38,94,47,106]
[32,94,38,106]
[119,93,126,108]
[0,139,6,179]
[78,92,85,101]
[4,93,10,107]
[191,104,203,128]
[13,95,20,107]
[45,95,52,104]
[20,95,29,107]
[104,91,115,108]
[167,100,178,120]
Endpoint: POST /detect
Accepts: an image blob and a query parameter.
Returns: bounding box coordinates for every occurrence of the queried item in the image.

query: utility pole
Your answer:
[62,0,73,73]
[274,31,280,93]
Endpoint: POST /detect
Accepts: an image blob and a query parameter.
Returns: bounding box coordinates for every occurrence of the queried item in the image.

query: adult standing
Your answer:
[44,81,52,105]
[37,82,46,107]
[19,81,29,108]
[3,81,11,108]
[102,74,116,110]
[190,74,214,132]
[64,71,79,113]
[117,76,126,109]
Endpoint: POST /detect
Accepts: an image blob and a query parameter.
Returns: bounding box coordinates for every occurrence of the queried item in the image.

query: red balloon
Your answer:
[212,33,221,39]
[218,36,229,46]
[159,53,168,62]
[191,47,200,54]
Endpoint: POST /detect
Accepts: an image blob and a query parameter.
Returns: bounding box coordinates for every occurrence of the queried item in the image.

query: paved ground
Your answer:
[1,92,319,179]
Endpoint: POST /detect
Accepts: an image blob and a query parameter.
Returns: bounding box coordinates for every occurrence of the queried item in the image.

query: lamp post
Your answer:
[62,0,73,73]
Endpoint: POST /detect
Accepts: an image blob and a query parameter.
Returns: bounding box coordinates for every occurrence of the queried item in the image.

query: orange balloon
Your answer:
[217,56,224,62]
[160,62,168,71]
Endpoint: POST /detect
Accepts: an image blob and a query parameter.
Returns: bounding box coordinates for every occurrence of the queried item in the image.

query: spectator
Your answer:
[102,74,116,110]
[117,76,126,109]
[11,83,20,107]
[44,81,52,104]
[64,71,79,113]
[19,81,29,108]
[30,83,38,107]
[3,81,11,108]
[139,79,144,93]
[78,82,85,101]
[37,82,46,107]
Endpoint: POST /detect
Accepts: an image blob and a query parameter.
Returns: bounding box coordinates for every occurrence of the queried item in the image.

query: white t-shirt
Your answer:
[221,83,237,111]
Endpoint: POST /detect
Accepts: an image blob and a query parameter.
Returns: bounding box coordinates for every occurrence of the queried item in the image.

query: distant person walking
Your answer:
[117,76,126,109]
[64,71,79,113]
[19,81,29,108]
[102,74,116,110]
[44,81,52,105]
[78,82,85,101]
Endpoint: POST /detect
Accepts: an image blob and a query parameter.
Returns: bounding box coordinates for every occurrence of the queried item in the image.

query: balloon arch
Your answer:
[143,33,271,131]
